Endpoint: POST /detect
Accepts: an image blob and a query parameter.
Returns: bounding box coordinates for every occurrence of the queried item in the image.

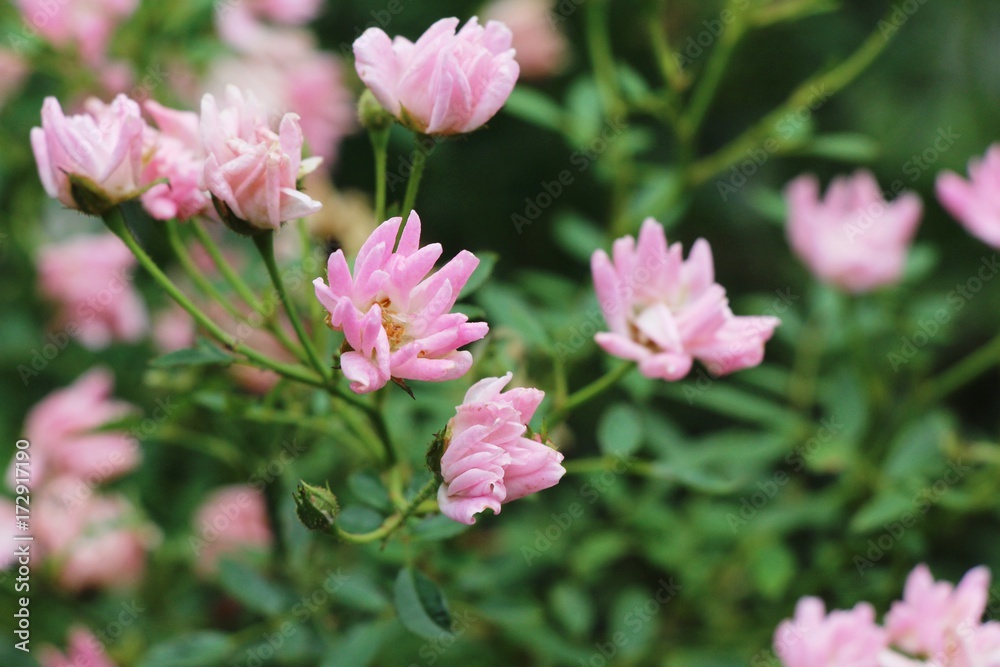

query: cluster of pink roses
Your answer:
[31,85,321,231]
[2,369,154,592]
[775,564,1000,666]
[784,143,1000,293]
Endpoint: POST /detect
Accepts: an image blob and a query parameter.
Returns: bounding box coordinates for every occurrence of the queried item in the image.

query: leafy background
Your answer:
[2,0,1000,665]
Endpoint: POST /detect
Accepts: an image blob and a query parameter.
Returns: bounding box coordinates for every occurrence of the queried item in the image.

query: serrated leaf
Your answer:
[151,337,234,368]
[597,403,645,457]
[217,559,288,617]
[393,568,453,640]
[138,632,232,667]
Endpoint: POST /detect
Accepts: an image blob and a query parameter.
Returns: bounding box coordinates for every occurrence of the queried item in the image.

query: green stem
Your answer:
[370,125,391,223]
[335,477,439,544]
[164,220,242,321]
[686,10,901,186]
[102,208,326,389]
[253,231,330,381]
[190,219,262,312]
[647,11,689,94]
[683,10,746,139]
[924,333,1000,403]
[398,135,428,230]
[548,363,635,426]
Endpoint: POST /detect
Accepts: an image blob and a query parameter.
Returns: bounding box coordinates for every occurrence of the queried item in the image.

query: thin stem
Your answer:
[334,477,439,544]
[370,126,391,223]
[190,219,264,312]
[924,333,1000,403]
[164,220,242,320]
[102,208,326,389]
[399,134,428,226]
[684,10,746,139]
[253,231,330,381]
[548,363,635,426]
[686,11,901,186]
[647,11,689,94]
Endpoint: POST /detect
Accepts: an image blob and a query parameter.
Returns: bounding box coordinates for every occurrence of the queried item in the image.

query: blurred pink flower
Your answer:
[353,17,519,135]
[438,373,564,525]
[36,479,155,592]
[591,218,779,381]
[201,86,322,231]
[313,211,489,394]
[141,100,209,221]
[9,368,139,488]
[0,49,29,108]
[937,145,1000,249]
[885,564,991,659]
[153,304,196,353]
[206,27,355,166]
[0,500,17,571]
[192,485,272,575]
[37,233,149,349]
[31,95,146,213]
[218,0,320,31]
[785,171,923,293]
[39,627,117,667]
[774,597,887,667]
[16,0,137,66]
[483,0,567,79]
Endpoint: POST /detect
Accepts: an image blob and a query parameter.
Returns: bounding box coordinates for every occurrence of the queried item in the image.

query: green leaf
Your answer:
[347,471,392,512]
[549,583,595,637]
[749,542,796,599]
[321,620,398,667]
[850,490,914,534]
[393,568,453,640]
[597,404,645,457]
[796,133,880,162]
[552,213,606,264]
[337,506,384,534]
[138,632,233,667]
[459,251,499,300]
[477,285,550,348]
[503,88,565,133]
[151,337,234,368]
[216,559,288,617]
[411,514,470,541]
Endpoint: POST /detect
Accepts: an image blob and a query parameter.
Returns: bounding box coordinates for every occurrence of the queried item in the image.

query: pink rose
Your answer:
[10,368,139,489]
[438,373,564,524]
[785,171,923,293]
[353,17,519,135]
[31,95,146,213]
[201,86,322,232]
[39,627,117,667]
[937,144,1000,249]
[484,0,568,79]
[141,100,210,221]
[313,211,489,394]
[36,233,149,349]
[35,479,155,592]
[774,597,887,667]
[192,485,273,574]
[591,218,779,381]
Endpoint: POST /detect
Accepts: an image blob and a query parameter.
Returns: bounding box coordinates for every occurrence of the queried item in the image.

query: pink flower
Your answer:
[353,17,519,135]
[153,304,196,353]
[201,86,322,232]
[219,0,320,30]
[313,211,489,393]
[31,95,146,213]
[591,218,780,381]
[484,0,567,79]
[35,479,155,592]
[0,500,17,571]
[774,597,888,667]
[10,368,139,488]
[192,485,272,575]
[937,145,1000,249]
[36,233,149,349]
[885,564,991,659]
[16,0,137,66]
[39,627,117,667]
[437,373,565,524]
[141,100,210,221]
[0,49,29,108]
[785,171,923,293]
[205,27,355,166]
